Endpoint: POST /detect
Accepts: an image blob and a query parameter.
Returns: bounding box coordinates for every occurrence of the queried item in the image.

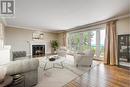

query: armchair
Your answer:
[57,47,67,57]
[74,49,95,67]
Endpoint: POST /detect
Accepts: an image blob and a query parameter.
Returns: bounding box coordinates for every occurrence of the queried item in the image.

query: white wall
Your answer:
[5,27,58,55]
[116,17,130,35]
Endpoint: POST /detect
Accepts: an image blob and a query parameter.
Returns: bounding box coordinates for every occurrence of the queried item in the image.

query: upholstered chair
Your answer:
[74,49,95,67]
[57,47,67,58]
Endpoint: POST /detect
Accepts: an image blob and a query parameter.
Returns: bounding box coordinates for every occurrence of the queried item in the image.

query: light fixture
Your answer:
[40,33,44,39]
[0,46,11,82]
[0,46,11,65]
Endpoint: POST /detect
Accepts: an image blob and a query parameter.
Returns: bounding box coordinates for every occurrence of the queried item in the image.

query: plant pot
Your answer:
[54,50,57,54]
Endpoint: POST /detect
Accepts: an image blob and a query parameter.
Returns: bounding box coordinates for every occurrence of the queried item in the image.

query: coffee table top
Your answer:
[43,55,66,63]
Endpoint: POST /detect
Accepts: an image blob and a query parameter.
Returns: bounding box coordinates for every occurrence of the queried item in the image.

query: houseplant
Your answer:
[51,40,59,53]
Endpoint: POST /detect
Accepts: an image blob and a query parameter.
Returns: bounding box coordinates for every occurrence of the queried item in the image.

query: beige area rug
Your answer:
[35,55,99,87]
[36,68,77,87]
[63,55,99,76]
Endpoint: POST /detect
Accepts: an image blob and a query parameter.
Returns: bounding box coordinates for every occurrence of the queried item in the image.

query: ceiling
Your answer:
[4,0,130,31]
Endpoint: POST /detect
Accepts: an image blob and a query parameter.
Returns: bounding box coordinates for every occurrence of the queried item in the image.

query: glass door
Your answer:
[90,29,105,60]
[100,29,105,60]
[90,31,96,58]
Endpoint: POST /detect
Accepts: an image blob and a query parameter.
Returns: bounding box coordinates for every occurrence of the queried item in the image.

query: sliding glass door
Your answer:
[99,29,105,60]
[90,31,97,58]
[91,29,105,60]
[67,28,105,60]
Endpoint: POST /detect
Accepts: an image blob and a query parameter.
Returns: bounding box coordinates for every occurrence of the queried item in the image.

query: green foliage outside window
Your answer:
[68,31,94,51]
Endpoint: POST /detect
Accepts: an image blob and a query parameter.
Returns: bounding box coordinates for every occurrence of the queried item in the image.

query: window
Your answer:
[68,31,93,51]
[67,28,105,60]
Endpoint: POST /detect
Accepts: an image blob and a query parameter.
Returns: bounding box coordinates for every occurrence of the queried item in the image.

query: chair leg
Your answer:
[44,63,47,70]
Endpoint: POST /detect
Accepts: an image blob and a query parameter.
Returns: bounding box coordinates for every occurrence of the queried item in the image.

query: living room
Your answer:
[0,0,130,87]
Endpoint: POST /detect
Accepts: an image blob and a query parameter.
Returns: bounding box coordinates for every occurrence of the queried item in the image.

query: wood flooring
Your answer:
[63,63,130,87]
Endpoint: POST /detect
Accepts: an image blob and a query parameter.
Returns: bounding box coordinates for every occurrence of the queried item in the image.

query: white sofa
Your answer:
[6,59,39,87]
[74,49,95,67]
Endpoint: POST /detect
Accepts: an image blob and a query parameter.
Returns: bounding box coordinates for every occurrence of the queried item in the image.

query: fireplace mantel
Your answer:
[29,40,46,44]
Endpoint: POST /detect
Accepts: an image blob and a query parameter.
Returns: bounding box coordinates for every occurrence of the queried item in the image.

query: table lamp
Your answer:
[0,46,11,83]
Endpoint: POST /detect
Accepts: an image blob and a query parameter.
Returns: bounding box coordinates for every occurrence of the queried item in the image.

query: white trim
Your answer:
[6,25,55,32]
[68,14,130,32]
[69,24,106,33]
[6,25,65,33]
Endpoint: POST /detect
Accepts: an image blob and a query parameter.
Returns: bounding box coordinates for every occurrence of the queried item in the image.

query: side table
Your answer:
[9,74,25,87]
[0,75,13,87]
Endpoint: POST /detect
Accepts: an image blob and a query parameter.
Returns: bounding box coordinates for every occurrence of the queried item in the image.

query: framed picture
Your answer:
[32,31,44,40]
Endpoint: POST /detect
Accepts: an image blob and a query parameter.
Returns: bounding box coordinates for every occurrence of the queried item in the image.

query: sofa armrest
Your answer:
[6,59,39,75]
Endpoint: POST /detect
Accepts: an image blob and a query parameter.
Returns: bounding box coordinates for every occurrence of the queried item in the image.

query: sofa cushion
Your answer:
[6,59,39,75]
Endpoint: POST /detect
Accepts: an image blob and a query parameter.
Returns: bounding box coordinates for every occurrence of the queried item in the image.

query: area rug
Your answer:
[35,68,78,87]
[35,55,99,87]
[64,55,98,76]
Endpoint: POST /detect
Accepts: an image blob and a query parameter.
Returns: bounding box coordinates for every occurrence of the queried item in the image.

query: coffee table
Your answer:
[43,55,66,70]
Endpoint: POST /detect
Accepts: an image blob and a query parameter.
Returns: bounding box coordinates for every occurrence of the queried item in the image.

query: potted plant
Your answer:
[51,40,59,53]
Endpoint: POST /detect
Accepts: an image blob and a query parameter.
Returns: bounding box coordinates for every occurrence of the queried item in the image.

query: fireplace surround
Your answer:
[29,41,51,57]
[32,45,45,57]
[29,41,46,57]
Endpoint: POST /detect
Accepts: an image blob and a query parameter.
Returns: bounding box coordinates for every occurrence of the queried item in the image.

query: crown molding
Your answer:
[4,14,130,33]
[6,25,65,33]
[67,14,130,32]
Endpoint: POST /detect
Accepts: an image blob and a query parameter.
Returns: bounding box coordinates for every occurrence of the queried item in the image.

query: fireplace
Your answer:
[32,45,45,57]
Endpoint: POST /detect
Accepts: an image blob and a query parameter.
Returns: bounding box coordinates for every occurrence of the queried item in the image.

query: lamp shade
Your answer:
[0,46,11,65]
[0,46,10,83]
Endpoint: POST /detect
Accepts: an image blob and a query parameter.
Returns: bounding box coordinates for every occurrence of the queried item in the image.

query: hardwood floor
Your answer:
[63,63,130,87]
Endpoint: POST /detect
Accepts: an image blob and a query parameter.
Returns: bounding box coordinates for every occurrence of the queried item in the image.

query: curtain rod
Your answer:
[67,14,130,32]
